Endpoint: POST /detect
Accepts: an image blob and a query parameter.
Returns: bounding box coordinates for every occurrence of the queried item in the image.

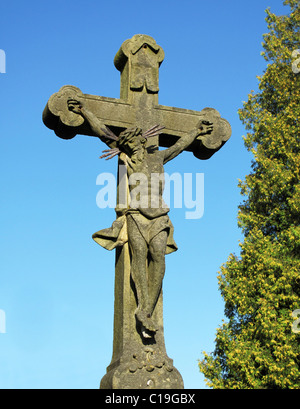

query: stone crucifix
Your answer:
[43,34,231,389]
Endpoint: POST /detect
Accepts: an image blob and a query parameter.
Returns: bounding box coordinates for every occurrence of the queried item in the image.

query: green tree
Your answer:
[199,0,300,389]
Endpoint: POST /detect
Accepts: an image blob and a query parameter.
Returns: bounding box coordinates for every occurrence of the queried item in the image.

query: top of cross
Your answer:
[114,34,165,103]
[43,34,231,160]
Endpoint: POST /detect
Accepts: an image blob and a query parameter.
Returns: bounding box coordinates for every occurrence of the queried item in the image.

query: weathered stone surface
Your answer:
[100,244,183,389]
[114,34,165,98]
[43,34,231,159]
[42,34,231,389]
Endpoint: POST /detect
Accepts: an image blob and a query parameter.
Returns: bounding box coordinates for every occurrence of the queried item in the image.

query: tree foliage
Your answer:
[199,0,300,389]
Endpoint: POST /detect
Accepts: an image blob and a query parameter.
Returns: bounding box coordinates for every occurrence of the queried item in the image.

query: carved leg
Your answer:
[148,230,168,317]
[100,228,184,389]
[127,216,156,334]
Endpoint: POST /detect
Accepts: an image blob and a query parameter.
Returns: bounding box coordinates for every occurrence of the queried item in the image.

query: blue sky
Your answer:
[0,0,290,389]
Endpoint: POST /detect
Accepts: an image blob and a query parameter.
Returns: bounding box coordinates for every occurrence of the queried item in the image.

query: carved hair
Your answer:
[100,125,164,160]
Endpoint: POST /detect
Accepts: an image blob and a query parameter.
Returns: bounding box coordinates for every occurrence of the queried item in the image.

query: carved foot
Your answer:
[135,308,157,337]
[141,326,155,339]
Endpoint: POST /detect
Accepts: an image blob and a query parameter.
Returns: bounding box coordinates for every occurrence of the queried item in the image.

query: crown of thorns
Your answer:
[99,125,165,160]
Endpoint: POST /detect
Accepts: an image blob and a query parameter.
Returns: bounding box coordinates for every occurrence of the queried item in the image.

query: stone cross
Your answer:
[43,34,231,389]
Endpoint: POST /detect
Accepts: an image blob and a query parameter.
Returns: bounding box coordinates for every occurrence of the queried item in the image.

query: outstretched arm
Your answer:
[163,120,213,164]
[68,99,116,147]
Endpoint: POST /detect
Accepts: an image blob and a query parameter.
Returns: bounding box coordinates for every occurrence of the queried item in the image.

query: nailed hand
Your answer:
[67,99,83,115]
[198,120,214,136]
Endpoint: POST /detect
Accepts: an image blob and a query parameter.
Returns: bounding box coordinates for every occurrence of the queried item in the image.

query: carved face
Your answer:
[118,128,144,156]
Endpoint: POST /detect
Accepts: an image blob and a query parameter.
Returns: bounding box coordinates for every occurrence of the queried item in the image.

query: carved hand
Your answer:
[198,120,213,136]
[67,99,84,115]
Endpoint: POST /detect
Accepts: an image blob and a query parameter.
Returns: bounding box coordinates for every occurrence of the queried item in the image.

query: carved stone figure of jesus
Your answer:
[68,99,213,338]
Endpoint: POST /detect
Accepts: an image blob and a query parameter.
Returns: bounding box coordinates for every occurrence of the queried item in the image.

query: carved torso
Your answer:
[125,149,169,218]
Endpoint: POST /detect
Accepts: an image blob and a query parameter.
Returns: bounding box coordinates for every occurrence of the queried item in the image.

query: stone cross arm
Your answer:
[43,84,231,160]
[43,34,231,160]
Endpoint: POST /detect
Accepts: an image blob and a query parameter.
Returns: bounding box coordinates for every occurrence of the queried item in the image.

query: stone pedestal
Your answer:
[100,244,183,389]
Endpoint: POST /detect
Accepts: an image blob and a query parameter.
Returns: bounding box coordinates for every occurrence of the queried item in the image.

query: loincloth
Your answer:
[92,211,178,255]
